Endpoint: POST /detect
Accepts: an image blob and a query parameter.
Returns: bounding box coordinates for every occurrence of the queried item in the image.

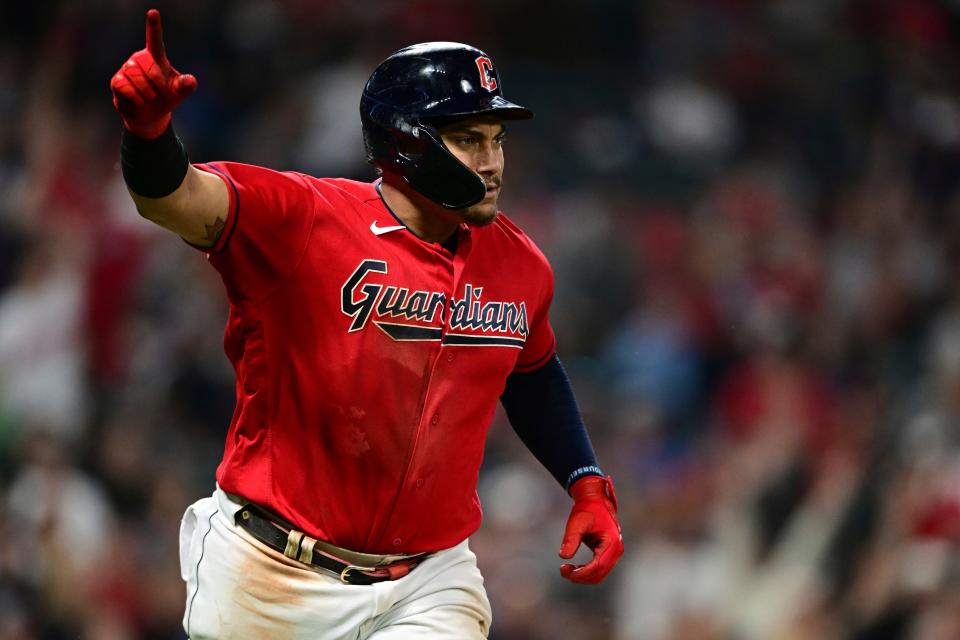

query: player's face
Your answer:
[437,117,505,226]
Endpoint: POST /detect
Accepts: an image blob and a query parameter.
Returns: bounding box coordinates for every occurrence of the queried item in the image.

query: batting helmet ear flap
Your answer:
[400,125,488,209]
[361,110,487,208]
[360,41,533,209]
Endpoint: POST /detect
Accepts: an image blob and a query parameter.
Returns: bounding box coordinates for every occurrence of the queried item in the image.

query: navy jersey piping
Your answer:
[187,163,241,255]
[374,180,416,233]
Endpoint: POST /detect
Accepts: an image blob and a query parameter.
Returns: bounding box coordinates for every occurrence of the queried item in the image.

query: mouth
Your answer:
[483,181,500,199]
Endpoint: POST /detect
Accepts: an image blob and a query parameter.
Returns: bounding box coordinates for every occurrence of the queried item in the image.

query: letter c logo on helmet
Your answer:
[475,57,497,92]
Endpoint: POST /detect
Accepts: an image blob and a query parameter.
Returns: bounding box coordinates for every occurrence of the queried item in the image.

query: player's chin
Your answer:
[461,201,498,227]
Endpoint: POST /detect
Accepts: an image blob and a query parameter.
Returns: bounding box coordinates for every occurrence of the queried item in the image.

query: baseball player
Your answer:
[111,9,623,639]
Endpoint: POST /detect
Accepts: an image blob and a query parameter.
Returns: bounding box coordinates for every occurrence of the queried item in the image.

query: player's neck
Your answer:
[379,178,459,245]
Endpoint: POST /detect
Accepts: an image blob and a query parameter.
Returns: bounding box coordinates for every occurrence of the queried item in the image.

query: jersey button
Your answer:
[430,413,440,425]
[392,538,402,547]
[446,352,455,362]
[416,478,424,488]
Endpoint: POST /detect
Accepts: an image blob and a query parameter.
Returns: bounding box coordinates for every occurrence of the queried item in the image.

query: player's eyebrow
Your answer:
[441,124,507,138]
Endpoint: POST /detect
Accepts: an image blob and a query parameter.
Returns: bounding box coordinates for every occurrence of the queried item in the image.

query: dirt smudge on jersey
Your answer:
[344,425,372,455]
[330,405,372,456]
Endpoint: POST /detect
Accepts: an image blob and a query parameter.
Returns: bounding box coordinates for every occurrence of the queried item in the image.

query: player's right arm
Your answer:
[111,9,228,247]
[128,165,229,248]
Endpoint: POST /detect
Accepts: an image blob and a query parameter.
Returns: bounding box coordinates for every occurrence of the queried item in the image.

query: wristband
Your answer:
[565,465,604,492]
[120,123,189,198]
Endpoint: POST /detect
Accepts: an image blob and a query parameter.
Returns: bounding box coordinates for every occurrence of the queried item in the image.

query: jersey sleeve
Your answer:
[192,161,320,302]
[514,261,557,373]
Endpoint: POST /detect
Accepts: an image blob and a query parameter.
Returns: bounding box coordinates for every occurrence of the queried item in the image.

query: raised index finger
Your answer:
[145,9,167,64]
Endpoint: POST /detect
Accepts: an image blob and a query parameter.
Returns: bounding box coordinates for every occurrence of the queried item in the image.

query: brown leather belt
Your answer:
[234,504,429,585]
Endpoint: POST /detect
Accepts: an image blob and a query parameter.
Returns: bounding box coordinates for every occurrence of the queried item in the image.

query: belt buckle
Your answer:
[339,564,378,584]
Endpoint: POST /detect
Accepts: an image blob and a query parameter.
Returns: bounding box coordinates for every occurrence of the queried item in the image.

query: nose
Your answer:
[475,142,502,176]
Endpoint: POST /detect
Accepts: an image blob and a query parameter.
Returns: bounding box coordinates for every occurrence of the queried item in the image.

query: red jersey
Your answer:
[192,162,556,554]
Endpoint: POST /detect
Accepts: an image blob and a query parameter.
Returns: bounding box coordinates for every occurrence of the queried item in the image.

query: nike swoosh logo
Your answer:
[370,221,407,236]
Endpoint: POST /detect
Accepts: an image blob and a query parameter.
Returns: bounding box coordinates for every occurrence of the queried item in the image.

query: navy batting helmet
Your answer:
[360,42,534,209]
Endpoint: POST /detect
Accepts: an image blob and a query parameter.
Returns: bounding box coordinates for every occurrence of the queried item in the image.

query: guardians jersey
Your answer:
[192,162,556,554]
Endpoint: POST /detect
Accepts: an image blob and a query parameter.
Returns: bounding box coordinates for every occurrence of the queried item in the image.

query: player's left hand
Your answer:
[558,475,624,584]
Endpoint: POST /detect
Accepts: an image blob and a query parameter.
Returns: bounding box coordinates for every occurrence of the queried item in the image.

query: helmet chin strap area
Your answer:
[405,173,486,210]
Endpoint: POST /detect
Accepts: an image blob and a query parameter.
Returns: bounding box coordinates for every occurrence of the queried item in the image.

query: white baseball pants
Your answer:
[179,489,492,639]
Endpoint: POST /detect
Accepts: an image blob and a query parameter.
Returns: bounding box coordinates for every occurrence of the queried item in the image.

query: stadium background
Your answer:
[2,0,960,638]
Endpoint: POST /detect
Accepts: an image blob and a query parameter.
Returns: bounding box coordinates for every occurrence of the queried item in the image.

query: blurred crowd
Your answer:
[2,0,960,638]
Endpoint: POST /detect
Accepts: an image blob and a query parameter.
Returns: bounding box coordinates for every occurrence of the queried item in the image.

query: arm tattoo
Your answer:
[204,217,226,243]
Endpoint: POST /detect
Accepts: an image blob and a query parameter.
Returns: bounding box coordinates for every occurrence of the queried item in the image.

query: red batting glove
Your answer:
[559,475,624,584]
[110,9,197,139]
